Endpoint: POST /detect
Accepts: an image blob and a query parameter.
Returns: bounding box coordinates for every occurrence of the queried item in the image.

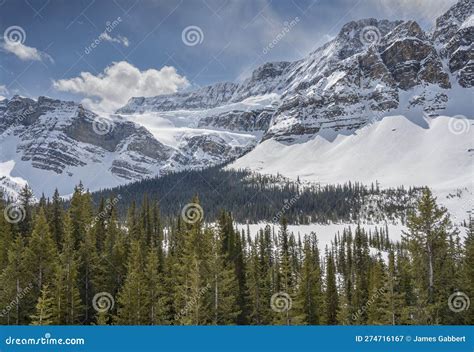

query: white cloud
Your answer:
[2,41,53,62]
[53,61,189,112]
[99,32,130,47]
[119,35,130,47]
[3,41,40,61]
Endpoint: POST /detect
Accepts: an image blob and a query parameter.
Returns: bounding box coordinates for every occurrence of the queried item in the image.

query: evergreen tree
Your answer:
[127,201,142,242]
[30,285,54,325]
[278,217,293,294]
[92,197,107,252]
[69,182,93,247]
[366,254,387,324]
[95,204,127,298]
[380,250,406,325]
[218,211,250,324]
[0,237,31,324]
[403,188,454,324]
[77,220,99,323]
[144,245,167,324]
[462,218,474,324]
[352,225,370,324]
[173,197,211,325]
[295,235,323,325]
[210,229,240,324]
[396,246,416,324]
[336,229,354,325]
[247,230,273,325]
[115,240,148,324]
[18,184,34,236]
[140,195,153,245]
[49,189,64,246]
[52,214,83,324]
[23,209,58,299]
[324,251,338,325]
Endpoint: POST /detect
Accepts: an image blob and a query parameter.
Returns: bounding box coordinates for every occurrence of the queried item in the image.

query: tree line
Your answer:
[91,167,420,224]
[0,184,472,325]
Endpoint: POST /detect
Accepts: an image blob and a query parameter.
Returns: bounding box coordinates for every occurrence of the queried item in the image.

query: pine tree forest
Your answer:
[0,183,472,326]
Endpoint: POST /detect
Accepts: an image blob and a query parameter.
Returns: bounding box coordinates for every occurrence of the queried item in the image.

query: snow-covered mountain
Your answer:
[120,0,473,142]
[0,96,257,196]
[0,0,472,220]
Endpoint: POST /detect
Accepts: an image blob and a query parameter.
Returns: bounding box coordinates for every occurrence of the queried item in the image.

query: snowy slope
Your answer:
[230,114,474,222]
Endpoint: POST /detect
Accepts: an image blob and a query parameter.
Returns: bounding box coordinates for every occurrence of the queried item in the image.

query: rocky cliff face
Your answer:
[0,96,177,180]
[175,134,255,169]
[433,0,474,87]
[264,12,468,140]
[197,108,274,132]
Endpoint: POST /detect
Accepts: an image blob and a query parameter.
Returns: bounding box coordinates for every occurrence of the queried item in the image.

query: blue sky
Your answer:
[0,0,456,111]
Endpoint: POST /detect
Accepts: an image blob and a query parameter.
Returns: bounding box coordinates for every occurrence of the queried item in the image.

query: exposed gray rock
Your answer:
[176,134,255,168]
[198,108,273,132]
[380,21,450,89]
[433,0,474,87]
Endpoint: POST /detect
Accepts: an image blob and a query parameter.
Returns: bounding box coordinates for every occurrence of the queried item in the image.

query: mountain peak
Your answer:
[338,18,402,36]
[326,18,403,60]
